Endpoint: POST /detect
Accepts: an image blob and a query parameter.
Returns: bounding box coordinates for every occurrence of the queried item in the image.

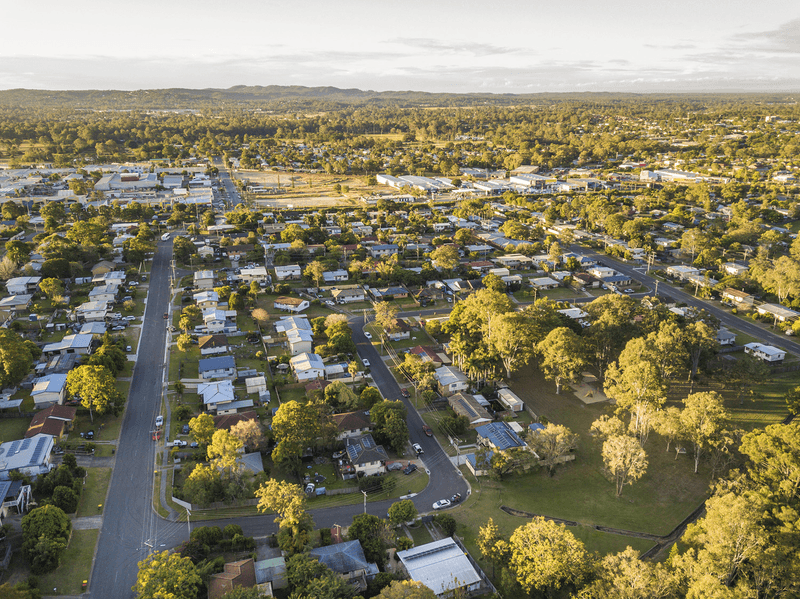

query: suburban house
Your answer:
[199,334,229,356]
[332,286,367,304]
[722,262,749,276]
[530,277,560,290]
[198,380,236,412]
[193,290,220,309]
[74,300,108,322]
[0,480,33,521]
[721,288,754,307]
[91,260,116,277]
[744,343,786,363]
[497,388,524,412]
[245,376,268,395]
[6,276,41,295]
[274,315,311,334]
[208,558,257,599]
[214,410,258,431]
[448,393,492,428]
[367,244,399,259]
[198,356,237,379]
[396,538,483,598]
[30,374,69,408]
[332,410,373,440]
[0,294,33,316]
[254,555,287,594]
[290,352,325,382]
[369,286,409,301]
[323,270,349,283]
[666,265,700,280]
[476,422,527,451]
[274,265,302,281]
[756,304,800,322]
[274,297,310,313]
[0,434,55,481]
[309,540,379,592]
[410,345,448,365]
[717,328,736,346]
[238,266,269,283]
[286,328,314,355]
[345,433,387,476]
[42,334,93,356]
[25,404,77,440]
[225,244,254,262]
[435,365,469,396]
[88,284,119,303]
[386,318,411,341]
[573,273,600,289]
[202,308,237,334]
[194,270,216,289]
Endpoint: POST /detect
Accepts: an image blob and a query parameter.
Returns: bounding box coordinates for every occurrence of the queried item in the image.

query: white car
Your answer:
[155,415,164,427]
[432,499,451,510]
[171,439,187,447]
[362,359,371,368]
[412,443,424,455]
[364,331,373,340]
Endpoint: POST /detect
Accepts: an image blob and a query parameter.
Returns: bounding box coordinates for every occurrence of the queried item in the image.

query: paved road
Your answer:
[573,246,800,357]
[89,239,185,598]
[212,155,242,207]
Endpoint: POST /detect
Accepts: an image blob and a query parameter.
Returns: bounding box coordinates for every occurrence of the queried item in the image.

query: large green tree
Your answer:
[21,505,71,574]
[679,391,729,474]
[133,550,202,599]
[66,364,122,421]
[537,327,586,394]
[0,329,33,388]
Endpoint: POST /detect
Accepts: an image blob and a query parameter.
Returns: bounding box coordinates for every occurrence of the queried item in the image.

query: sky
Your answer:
[2,0,800,94]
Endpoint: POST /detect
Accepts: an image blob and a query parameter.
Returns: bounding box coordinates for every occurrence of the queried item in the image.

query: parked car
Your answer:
[364,331,372,340]
[182,424,190,435]
[422,425,433,437]
[451,493,462,503]
[401,388,410,398]
[623,288,634,293]
[155,415,164,427]
[412,443,424,454]
[172,440,187,447]
[432,499,451,510]
[387,461,404,471]
[362,359,370,368]
[190,442,199,449]
[124,315,136,321]
[403,464,418,475]
[126,346,132,352]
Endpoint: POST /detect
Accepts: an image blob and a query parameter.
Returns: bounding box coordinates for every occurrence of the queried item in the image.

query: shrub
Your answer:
[190,526,223,548]
[51,486,79,514]
[434,513,457,536]
[224,524,244,539]
[320,528,332,546]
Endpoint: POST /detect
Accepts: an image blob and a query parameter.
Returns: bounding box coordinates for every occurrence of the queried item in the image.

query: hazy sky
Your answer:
[2,0,800,93]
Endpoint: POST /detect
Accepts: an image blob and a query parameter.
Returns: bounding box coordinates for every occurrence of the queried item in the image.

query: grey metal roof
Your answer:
[397,538,482,595]
[309,540,376,575]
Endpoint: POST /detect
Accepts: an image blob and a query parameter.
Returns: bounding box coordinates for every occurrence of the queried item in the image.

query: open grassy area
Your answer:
[76,467,112,517]
[38,529,99,595]
[69,409,123,442]
[0,416,31,443]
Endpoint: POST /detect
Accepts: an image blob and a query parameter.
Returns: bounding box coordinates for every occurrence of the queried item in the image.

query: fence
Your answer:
[0,411,35,419]
[452,534,498,596]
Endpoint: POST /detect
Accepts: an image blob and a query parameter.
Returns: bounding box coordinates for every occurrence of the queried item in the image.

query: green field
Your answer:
[38,529,99,595]
[77,467,113,518]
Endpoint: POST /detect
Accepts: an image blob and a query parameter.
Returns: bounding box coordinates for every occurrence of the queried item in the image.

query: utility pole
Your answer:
[362,490,367,514]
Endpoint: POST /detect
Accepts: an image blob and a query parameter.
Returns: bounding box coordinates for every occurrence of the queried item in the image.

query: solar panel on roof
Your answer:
[458,399,478,418]
[362,436,374,449]
[30,438,45,464]
[346,446,359,461]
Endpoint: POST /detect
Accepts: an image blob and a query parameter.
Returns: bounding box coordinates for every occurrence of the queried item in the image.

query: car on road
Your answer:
[163,313,169,319]
[364,331,372,339]
[155,415,163,427]
[422,425,433,437]
[412,443,424,454]
[432,499,451,510]
[401,388,410,398]
[403,463,418,475]
[623,288,634,293]
[362,359,370,368]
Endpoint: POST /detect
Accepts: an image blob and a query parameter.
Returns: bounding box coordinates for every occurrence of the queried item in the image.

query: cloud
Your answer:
[732,17,800,54]
[387,37,518,57]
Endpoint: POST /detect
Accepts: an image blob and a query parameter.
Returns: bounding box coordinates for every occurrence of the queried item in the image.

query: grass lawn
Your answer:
[38,529,99,595]
[405,523,434,547]
[0,416,31,443]
[69,409,123,442]
[76,467,112,517]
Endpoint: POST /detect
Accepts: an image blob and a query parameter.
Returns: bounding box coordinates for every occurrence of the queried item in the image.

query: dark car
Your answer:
[422,425,433,437]
[451,493,462,504]
[182,424,190,435]
[401,388,410,398]
[403,463,418,475]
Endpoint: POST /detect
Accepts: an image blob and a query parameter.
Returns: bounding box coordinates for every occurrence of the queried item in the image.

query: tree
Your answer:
[373,301,399,339]
[324,381,360,411]
[5,240,32,264]
[206,429,243,477]
[0,255,16,280]
[371,400,409,454]
[304,260,326,288]
[683,320,717,391]
[527,424,577,475]
[508,517,591,596]
[286,553,353,599]
[0,329,34,388]
[602,435,648,496]
[255,479,309,530]
[21,505,71,574]
[230,419,264,451]
[726,353,770,405]
[348,514,393,567]
[488,447,536,480]
[39,277,64,300]
[272,400,329,476]
[739,422,800,507]
[478,517,510,577]
[360,386,383,409]
[189,413,215,446]
[680,391,729,474]
[176,333,193,352]
[133,550,201,599]
[228,291,244,311]
[430,245,460,271]
[251,307,270,327]
[537,327,586,394]
[376,581,436,599]
[580,546,677,599]
[482,272,506,293]
[653,406,682,453]
[66,365,122,421]
[52,485,79,513]
[488,312,538,379]
[388,499,417,526]
[583,294,638,381]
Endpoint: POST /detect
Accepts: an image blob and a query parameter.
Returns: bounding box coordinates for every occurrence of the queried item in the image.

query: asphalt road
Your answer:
[89,239,185,598]
[212,155,242,207]
[572,246,800,357]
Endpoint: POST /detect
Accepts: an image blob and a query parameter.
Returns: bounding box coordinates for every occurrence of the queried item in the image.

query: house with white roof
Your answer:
[88,284,119,303]
[744,343,785,363]
[287,328,313,355]
[497,388,524,412]
[289,352,325,382]
[396,538,482,598]
[6,277,41,296]
[75,300,108,322]
[435,365,469,396]
[0,434,55,481]
[0,294,32,315]
[198,380,236,411]
[274,315,311,334]
[30,374,68,408]
[193,290,219,309]
[238,266,269,284]
[756,304,799,323]
[332,287,367,304]
[323,270,349,283]
[42,334,93,356]
[274,265,302,281]
[194,270,215,289]
[274,297,310,313]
